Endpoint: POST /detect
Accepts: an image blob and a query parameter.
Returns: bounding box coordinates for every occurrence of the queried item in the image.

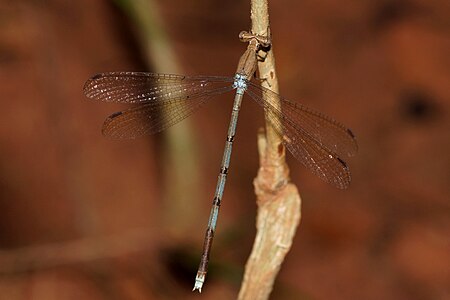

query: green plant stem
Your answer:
[113,0,201,234]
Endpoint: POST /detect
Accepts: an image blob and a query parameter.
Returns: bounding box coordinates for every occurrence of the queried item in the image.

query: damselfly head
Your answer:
[239,31,271,49]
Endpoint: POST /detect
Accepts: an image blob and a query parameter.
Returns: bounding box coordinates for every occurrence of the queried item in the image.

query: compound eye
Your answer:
[239,31,254,42]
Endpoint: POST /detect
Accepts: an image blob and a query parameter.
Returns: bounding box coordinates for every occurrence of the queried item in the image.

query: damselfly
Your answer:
[83,31,358,292]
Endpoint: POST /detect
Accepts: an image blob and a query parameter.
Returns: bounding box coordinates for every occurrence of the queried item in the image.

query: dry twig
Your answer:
[238,0,302,299]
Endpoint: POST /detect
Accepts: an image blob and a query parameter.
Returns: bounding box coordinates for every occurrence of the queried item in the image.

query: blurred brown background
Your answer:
[0,0,449,299]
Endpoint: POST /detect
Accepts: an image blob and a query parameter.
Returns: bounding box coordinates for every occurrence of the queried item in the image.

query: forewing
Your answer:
[84,72,233,104]
[84,72,234,139]
[246,83,357,189]
[247,82,358,158]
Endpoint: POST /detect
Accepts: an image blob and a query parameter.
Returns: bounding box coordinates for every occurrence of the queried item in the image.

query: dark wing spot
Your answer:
[347,128,356,138]
[337,157,348,170]
[91,73,103,80]
[109,111,123,118]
